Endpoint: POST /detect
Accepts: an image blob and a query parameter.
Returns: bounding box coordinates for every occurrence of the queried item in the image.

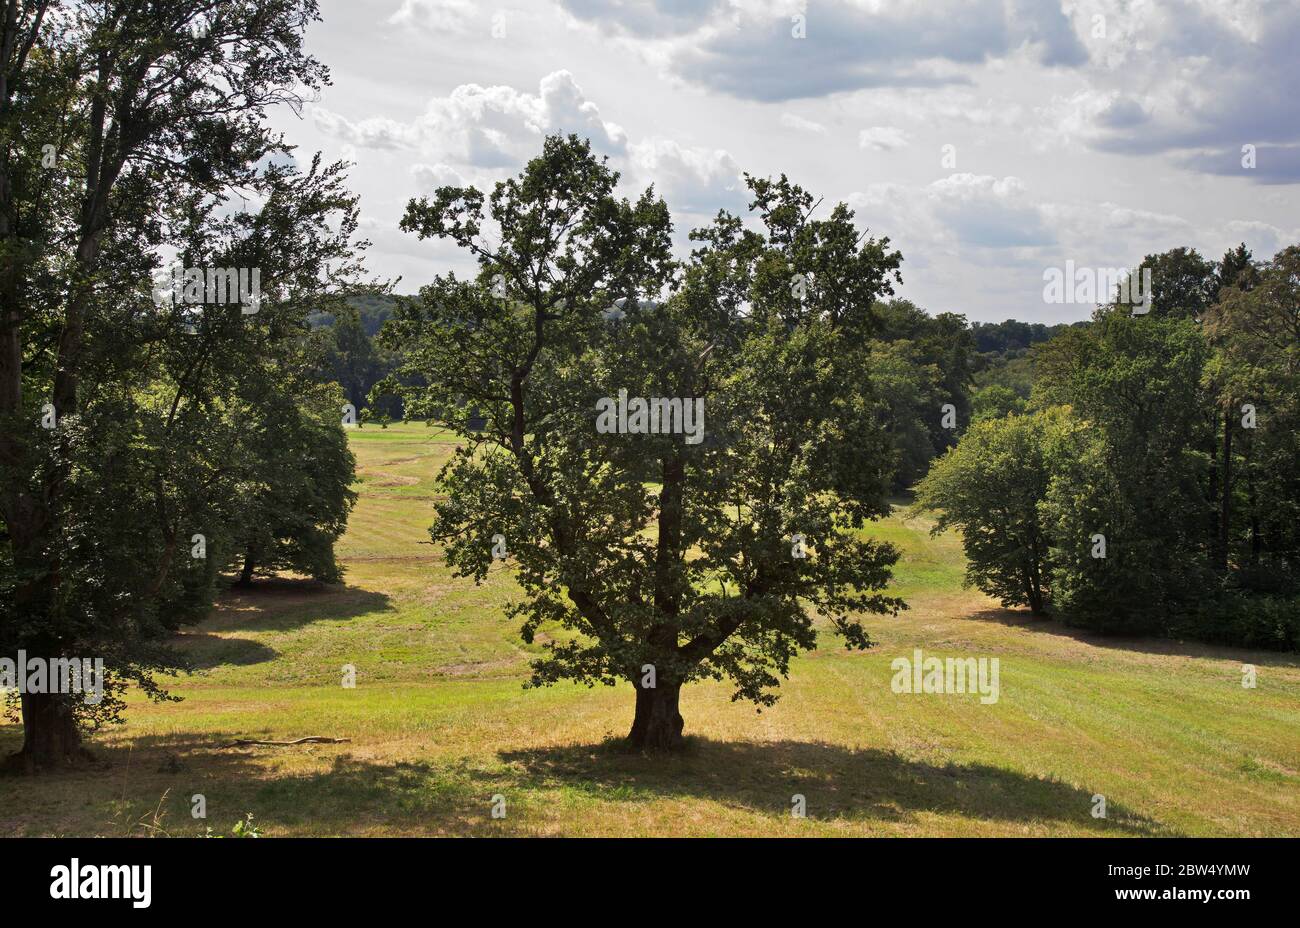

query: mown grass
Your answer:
[2,422,1297,836]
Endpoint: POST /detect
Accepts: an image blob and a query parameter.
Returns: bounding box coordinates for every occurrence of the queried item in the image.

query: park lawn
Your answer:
[2,421,1297,837]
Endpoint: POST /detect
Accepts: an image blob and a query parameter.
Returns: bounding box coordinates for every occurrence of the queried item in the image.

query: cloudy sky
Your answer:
[271,0,1300,324]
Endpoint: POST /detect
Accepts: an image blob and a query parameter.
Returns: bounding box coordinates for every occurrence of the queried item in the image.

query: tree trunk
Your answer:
[626,681,685,752]
[1024,557,1046,616]
[235,552,255,587]
[1245,443,1261,567]
[1208,420,1220,560]
[7,692,87,774]
[1218,403,1232,571]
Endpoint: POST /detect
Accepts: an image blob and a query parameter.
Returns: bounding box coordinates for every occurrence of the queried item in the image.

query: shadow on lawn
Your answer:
[0,733,1165,835]
[966,606,1300,667]
[174,633,279,669]
[166,580,392,670]
[193,578,394,634]
[148,580,395,672]
[499,738,1167,835]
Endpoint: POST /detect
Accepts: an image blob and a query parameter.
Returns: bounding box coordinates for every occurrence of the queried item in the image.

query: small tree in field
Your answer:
[381,135,907,751]
[913,408,1076,616]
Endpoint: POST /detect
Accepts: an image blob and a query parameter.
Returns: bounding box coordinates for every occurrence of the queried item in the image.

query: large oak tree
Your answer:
[380,135,907,751]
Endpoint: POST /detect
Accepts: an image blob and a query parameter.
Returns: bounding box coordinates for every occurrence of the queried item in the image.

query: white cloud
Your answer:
[311,71,627,167]
[858,126,910,152]
[780,112,828,135]
[387,0,475,34]
[628,139,746,215]
[311,108,415,150]
[411,163,468,192]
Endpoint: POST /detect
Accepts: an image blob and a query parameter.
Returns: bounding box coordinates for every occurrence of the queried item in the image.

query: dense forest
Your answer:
[918,245,1299,649]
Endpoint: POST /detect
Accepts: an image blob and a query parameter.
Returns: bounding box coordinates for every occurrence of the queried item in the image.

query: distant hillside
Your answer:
[970,319,1078,358]
[309,292,401,336]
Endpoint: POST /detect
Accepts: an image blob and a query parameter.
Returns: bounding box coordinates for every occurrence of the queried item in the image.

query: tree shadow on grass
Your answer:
[0,734,503,835]
[192,578,394,633]
[0,731,1166,836]
[172,633,279,669]
[164,580,393,670]
[0,730,282,835]
[966,606,1300,667]
[499,737,1169,835]
[243,755,505,834]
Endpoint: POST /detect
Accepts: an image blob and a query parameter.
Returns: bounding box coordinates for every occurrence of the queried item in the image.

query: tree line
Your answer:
[323,295,1064,488]
[917,245,1300,649]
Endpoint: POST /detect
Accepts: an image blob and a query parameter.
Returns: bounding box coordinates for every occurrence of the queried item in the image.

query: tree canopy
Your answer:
[379,135,909,750]
[0,0,366,770]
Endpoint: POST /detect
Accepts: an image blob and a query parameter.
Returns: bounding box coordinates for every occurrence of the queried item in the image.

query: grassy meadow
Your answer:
[2,421,1297,836]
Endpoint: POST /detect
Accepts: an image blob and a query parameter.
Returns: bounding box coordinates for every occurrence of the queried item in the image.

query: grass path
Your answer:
[2,422,1297,836]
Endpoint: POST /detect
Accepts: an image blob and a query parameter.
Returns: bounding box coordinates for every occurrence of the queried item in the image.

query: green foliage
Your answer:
[230,382,357,585]
[921,244,1299,649]
[914,409,1074,614]
[312,297,405,418]
[866,339,945,489]
[203,813,263,838]
[973,352,1036,397]
[380,136,906,747]
[1037,316,1215,632]
[969,320,1078,413]
[864,300,978,489]
[1123,246,1218,319]
[1171,593,1300,651]
[0,2,367,761]
[231,813,263,838]
[970,319,1072,356]
[971,384,1026,422]
[1204,245,1300,585]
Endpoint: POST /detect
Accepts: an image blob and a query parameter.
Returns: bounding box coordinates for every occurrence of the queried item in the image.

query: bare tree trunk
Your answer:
[627,681,684,752]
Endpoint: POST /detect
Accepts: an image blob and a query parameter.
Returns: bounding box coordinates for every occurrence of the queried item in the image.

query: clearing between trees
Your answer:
[1,423,1296,836]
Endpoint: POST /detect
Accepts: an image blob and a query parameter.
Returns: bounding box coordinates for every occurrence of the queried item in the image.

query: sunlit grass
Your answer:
[2,422,1297,837]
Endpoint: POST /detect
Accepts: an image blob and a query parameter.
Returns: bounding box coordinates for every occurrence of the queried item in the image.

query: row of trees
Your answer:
[917,245,1300,648]
[1,1,363,771]
[310,293,404,422]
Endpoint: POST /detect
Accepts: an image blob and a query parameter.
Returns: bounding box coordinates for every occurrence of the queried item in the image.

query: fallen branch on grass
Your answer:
[216,737,351,749]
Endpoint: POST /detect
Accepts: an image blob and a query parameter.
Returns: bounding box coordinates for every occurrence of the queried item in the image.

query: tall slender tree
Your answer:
[0,0,330,770]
